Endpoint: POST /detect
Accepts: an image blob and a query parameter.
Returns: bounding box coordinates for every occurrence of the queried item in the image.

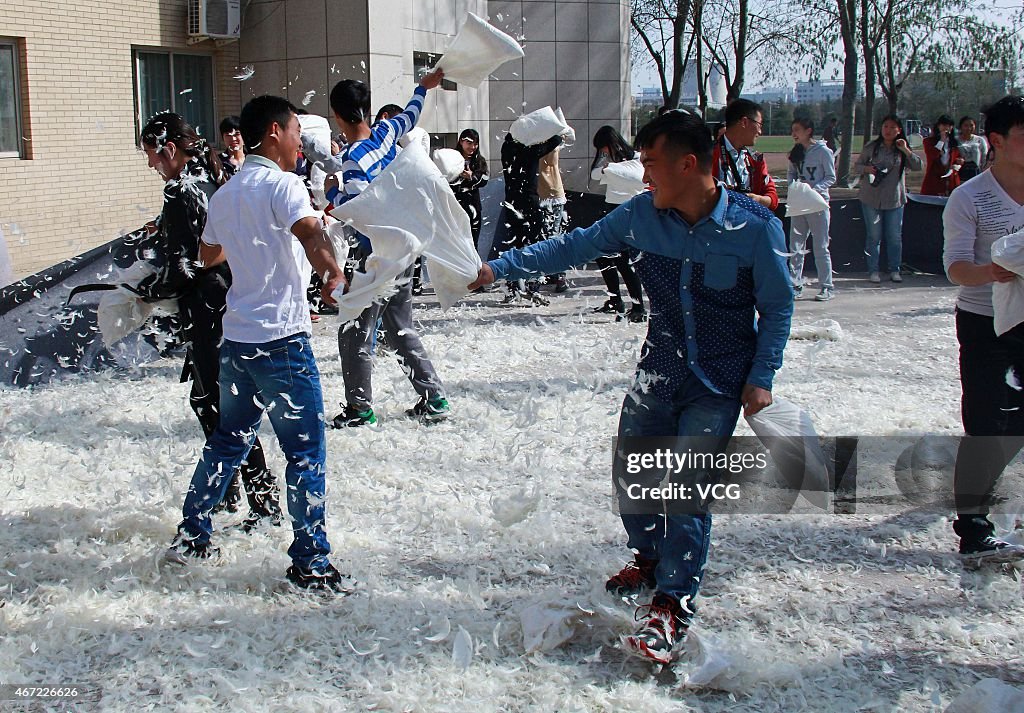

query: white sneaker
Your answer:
[890,271,903,283]
[815,288,835,302]
[869,272,881,283]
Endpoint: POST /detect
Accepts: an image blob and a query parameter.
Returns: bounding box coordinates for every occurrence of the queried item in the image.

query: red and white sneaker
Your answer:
[605,554,658,598]
[622,592,690,664]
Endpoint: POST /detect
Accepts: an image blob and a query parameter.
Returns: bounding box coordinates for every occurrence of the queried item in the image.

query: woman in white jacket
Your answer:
[787,118,836,301]
[590,126,647,322]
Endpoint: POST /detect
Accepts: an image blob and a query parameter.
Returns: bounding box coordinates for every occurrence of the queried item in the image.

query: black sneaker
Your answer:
[332,404,378,428]
[235,509,284,534]
[626,304,648,323]
[285,563,354,594]
[406,396,451,422]
[594,298,626,315]
[554,276,571,293]
[622,592,691,665]
[959,536,1024,567]
[605,555,658,598]
[164,535,221,565]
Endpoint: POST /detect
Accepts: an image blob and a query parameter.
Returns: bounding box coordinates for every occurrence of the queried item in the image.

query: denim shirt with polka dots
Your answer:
[489,188,793,400]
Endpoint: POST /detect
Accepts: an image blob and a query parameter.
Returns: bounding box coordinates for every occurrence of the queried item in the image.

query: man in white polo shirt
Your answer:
[166,94,350,592]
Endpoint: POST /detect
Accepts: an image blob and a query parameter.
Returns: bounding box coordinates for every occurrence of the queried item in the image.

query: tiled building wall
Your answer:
[486,0,631,193]
[239,0,370,120]
[238,0,488,151]
[0,0,242,282]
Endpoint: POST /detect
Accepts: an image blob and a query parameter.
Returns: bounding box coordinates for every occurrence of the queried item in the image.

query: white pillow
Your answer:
[785,180,830,216]
[437,13,524,89]
[744,397,831,496]
[399,127,431,155]
[298,114,333,165]
[554,108,575,145]
[510,106,569,146]
[97,262,176,347]
[991,229,1024,336]
[600,159,646,197]
[330,142,480,314]
[433,148,465,183]
[0,225,13,288]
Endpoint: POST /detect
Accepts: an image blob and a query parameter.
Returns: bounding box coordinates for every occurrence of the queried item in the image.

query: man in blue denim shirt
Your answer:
[469,111,793,663]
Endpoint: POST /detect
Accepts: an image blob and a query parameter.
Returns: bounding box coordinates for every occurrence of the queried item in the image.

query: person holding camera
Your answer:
[711,99,778,211]
[855,115,923,283]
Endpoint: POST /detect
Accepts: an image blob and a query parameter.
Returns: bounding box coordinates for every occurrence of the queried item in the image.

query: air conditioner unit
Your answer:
[188,0,241,40]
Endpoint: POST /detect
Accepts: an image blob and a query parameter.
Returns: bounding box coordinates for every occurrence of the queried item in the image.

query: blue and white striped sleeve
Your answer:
[385,85,427,140]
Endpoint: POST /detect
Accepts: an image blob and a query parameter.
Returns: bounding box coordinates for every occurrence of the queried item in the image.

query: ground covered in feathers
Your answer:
[1,273,1021,712]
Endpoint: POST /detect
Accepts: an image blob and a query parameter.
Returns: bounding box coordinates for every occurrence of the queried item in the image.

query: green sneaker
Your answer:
[406,396,450,422]
[332,405,377,428]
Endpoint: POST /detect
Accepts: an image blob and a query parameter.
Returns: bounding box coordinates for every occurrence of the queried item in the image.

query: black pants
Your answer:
[952,309,1024,541]
[456,191,483,247]
[596,252,644,306]
[187,331,281,518]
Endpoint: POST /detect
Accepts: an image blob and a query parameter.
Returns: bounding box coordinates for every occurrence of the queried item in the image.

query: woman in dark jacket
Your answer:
[451,128,488,247]
[137,112,280,530]
[490,131,563,302]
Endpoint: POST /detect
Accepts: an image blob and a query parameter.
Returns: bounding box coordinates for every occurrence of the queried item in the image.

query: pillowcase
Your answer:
[330,142,480,316]
[437,13,524,89]
[433,148,465,183]
[785,180,830,216]
[510,106,569,146]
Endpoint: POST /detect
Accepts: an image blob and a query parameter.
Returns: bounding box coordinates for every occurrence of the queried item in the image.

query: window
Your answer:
[133,50,216,141]
[0,39,24,158]
[430,133,459,151]
[413,52,457,91]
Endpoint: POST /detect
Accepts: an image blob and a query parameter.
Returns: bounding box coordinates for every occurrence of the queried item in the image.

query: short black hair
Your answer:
[239,95,298,153]
[219,115,241,136]
[983,95,1024,141]
[374,104,404,123]
[330,80,371,124]
[724,98,762,127]
[634,110,714,170]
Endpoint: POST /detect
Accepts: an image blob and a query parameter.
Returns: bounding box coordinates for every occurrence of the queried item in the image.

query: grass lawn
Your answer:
[756,135,865,153]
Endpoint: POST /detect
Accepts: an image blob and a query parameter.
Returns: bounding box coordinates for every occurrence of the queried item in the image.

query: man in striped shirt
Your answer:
[323,69,452,427]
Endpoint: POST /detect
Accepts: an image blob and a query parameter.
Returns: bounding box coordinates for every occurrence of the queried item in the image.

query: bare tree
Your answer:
[699,0,803,103]
[801,0,860,186]
[630,0,699,109]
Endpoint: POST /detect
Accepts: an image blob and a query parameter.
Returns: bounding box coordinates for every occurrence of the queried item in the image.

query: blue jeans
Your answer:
[177,334,332,570]
[861,204,904,273]
[616,372,741,606]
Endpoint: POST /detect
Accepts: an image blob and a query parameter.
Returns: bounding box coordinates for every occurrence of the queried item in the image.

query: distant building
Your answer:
[796,80,846,104]
[681,62,727,109]
[743,85,796,104]
[634,86,664,107]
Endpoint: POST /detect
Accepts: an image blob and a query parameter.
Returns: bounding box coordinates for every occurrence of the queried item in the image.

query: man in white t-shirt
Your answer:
[165,94,351,593]
[942,95,1024,567]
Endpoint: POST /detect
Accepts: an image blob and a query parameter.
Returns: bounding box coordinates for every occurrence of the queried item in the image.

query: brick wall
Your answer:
[0,0,242,282]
